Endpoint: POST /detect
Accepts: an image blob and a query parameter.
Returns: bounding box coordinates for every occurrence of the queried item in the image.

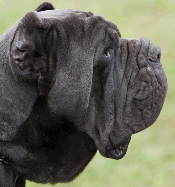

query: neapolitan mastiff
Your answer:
[0,2,167,186]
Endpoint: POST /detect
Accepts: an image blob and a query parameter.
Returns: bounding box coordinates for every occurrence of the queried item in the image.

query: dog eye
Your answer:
[103,49,113,60]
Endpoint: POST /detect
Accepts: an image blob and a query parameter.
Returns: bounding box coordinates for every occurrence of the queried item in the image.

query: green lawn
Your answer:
[0,0,175,186]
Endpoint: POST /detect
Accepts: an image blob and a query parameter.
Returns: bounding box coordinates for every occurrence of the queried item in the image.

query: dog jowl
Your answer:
[0,2,167,186]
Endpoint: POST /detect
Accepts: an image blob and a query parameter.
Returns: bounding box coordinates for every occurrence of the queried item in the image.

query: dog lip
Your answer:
[116,137,131,150]
[107,136,131,160]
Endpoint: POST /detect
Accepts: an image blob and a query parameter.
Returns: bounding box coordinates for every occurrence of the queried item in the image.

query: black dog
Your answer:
[0,2,167,186]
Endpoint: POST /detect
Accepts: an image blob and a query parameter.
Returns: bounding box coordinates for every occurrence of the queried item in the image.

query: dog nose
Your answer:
[148,43,161,64]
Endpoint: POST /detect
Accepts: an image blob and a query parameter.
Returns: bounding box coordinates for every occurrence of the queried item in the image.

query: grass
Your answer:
[0,0,174,186]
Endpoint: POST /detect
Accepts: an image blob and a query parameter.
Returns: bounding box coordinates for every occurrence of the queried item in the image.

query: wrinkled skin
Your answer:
[0,2,167,187]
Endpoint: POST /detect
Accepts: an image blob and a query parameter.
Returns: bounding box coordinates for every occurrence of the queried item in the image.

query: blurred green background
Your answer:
[0,0,174,186]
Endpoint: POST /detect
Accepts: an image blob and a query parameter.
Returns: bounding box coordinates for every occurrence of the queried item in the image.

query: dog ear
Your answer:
[10,12,47,82]
[36,2,55,12]
[10,11,57,96]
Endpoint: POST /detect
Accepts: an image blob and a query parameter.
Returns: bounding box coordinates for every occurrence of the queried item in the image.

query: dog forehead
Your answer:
[36,9,119,34]
[37,9,98,22]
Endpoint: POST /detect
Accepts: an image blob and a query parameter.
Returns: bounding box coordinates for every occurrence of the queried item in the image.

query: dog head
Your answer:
[10,3,167,161]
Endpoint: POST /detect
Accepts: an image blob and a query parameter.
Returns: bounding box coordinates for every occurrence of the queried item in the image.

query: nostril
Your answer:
[156,53,161,64]
[157,53,161,61]
[148,53,161,64]
[148,57,154,62]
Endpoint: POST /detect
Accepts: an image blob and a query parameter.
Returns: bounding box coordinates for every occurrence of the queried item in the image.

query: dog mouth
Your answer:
[107,136,131,160]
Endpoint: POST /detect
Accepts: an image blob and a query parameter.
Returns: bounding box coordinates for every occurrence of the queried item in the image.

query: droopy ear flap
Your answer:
[10,11,57,96]
[10,12,47,82]
[0,12,38,142]
[36,2,55,12]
